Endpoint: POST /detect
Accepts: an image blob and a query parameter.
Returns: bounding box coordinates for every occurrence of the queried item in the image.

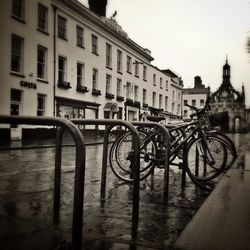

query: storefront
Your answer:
[56,96,101,131]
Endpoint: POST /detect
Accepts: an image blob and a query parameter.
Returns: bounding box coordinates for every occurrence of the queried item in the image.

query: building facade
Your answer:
[182,76,210,120]
[210,59,246,132]
[0,0,183,140]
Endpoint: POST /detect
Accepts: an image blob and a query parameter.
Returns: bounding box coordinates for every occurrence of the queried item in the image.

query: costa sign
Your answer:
[20,81,37,89]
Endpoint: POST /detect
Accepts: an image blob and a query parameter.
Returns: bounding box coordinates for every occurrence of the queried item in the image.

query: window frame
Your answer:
[37,45,47,79]
[117,78,122,96]
[77,62,84,87]
[106,43,112,68]
[91,34,98,55]
[127,56,132,73]
[38,3,48,32]
[37,93,46,116]
[58,55,66,83]
[92,68,98,90]
[106,74,112,94]
[11,34,23,73]
[57,15,67,40]
[143,65,147,81]
[76,25,84,48]
[12,0,25,21]
[117,49,122,73]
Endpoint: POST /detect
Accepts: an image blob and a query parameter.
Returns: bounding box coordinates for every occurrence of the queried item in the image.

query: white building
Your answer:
[182,76,210,120]
[0,0,183,140]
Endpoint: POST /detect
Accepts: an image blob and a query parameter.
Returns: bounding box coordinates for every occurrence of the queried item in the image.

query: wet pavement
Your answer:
[0,133,248,249]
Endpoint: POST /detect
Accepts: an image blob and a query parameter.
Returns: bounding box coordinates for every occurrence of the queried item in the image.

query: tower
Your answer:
[222,56,231,85]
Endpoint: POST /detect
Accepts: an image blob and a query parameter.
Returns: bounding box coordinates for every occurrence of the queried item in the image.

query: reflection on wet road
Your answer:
[0,133,248,249]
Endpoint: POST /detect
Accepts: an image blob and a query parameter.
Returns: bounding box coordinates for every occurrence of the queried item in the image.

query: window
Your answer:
[184,110,188,118]
[117,50,122,72]
[11,89,22,125]
[172,102,175,113]
[12,0,24,20]
[153,74,156,85]
[143,89,147,104]
[177,104,180,115]
[200,99,205,106]
[11,34,23,73]
[160,78,163,89]
[159,94,163,109]
[92,68,98,89]
[178,92,181,101]
[106,43,112,67]
[37,45,47,79]
[117,78,122,96]
[165,96,168,111]
[37,94,46,116]
[143,65,147,80]
[192,99,196,106]
[134,61,139,77]
[38,3,48,32]
[166,80,169,90]
[152,92,156,107]
[58,56,66,82]
[126,82,132,99]
[92,34,98,54]
[58,16,67,39]
[106,74,112,93]
[172,90,175,99]
[184,99,188,105]
[134,85,139,101]
[77,62,84,86]
[76,26,84,47]
[127,56,132,73]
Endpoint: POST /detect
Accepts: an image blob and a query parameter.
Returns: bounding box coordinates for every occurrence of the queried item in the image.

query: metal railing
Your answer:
[70,119,141,240]
[0,115,85,250]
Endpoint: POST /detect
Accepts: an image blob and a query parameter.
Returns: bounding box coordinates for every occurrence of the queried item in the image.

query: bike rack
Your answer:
[69,119,141,240]
[0,115,85,250]
[132,122,171,199]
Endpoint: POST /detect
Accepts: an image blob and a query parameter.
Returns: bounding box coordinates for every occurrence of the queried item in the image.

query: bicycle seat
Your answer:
[146,115,165,122]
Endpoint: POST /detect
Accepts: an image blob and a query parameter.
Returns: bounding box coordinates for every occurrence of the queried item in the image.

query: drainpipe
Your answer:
[53,5,57,117]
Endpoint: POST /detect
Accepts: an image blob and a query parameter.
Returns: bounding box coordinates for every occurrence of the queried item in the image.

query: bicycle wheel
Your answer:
[185,135,227,181]
[109,131,157,182]
[207,131,237,169]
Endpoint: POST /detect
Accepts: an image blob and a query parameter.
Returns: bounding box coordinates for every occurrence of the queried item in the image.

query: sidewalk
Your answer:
[172,133,250,250]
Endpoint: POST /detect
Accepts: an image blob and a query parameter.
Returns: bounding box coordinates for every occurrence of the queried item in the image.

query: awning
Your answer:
[103,102,119,113]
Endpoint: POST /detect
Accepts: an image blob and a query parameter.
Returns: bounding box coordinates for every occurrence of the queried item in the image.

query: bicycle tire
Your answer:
[184,135,227,181]
[207,131,237,169]
[109,131,157,182]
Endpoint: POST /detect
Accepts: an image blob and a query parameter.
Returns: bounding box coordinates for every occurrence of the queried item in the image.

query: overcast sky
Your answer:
[79,0,250,105]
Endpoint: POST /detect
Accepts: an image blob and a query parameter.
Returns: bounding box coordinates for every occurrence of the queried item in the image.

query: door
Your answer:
[10,103,22,140]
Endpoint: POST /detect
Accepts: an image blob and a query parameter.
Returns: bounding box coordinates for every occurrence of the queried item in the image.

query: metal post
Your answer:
[53,126,64,223]
[195,144,199,177]
[100,125,112,201]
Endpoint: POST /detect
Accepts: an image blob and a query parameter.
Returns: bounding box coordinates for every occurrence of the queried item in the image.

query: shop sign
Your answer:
[20,81,37,89]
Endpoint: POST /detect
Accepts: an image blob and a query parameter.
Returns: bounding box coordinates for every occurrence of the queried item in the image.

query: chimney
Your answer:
[88,0,107,17]
[194,76,202,88]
